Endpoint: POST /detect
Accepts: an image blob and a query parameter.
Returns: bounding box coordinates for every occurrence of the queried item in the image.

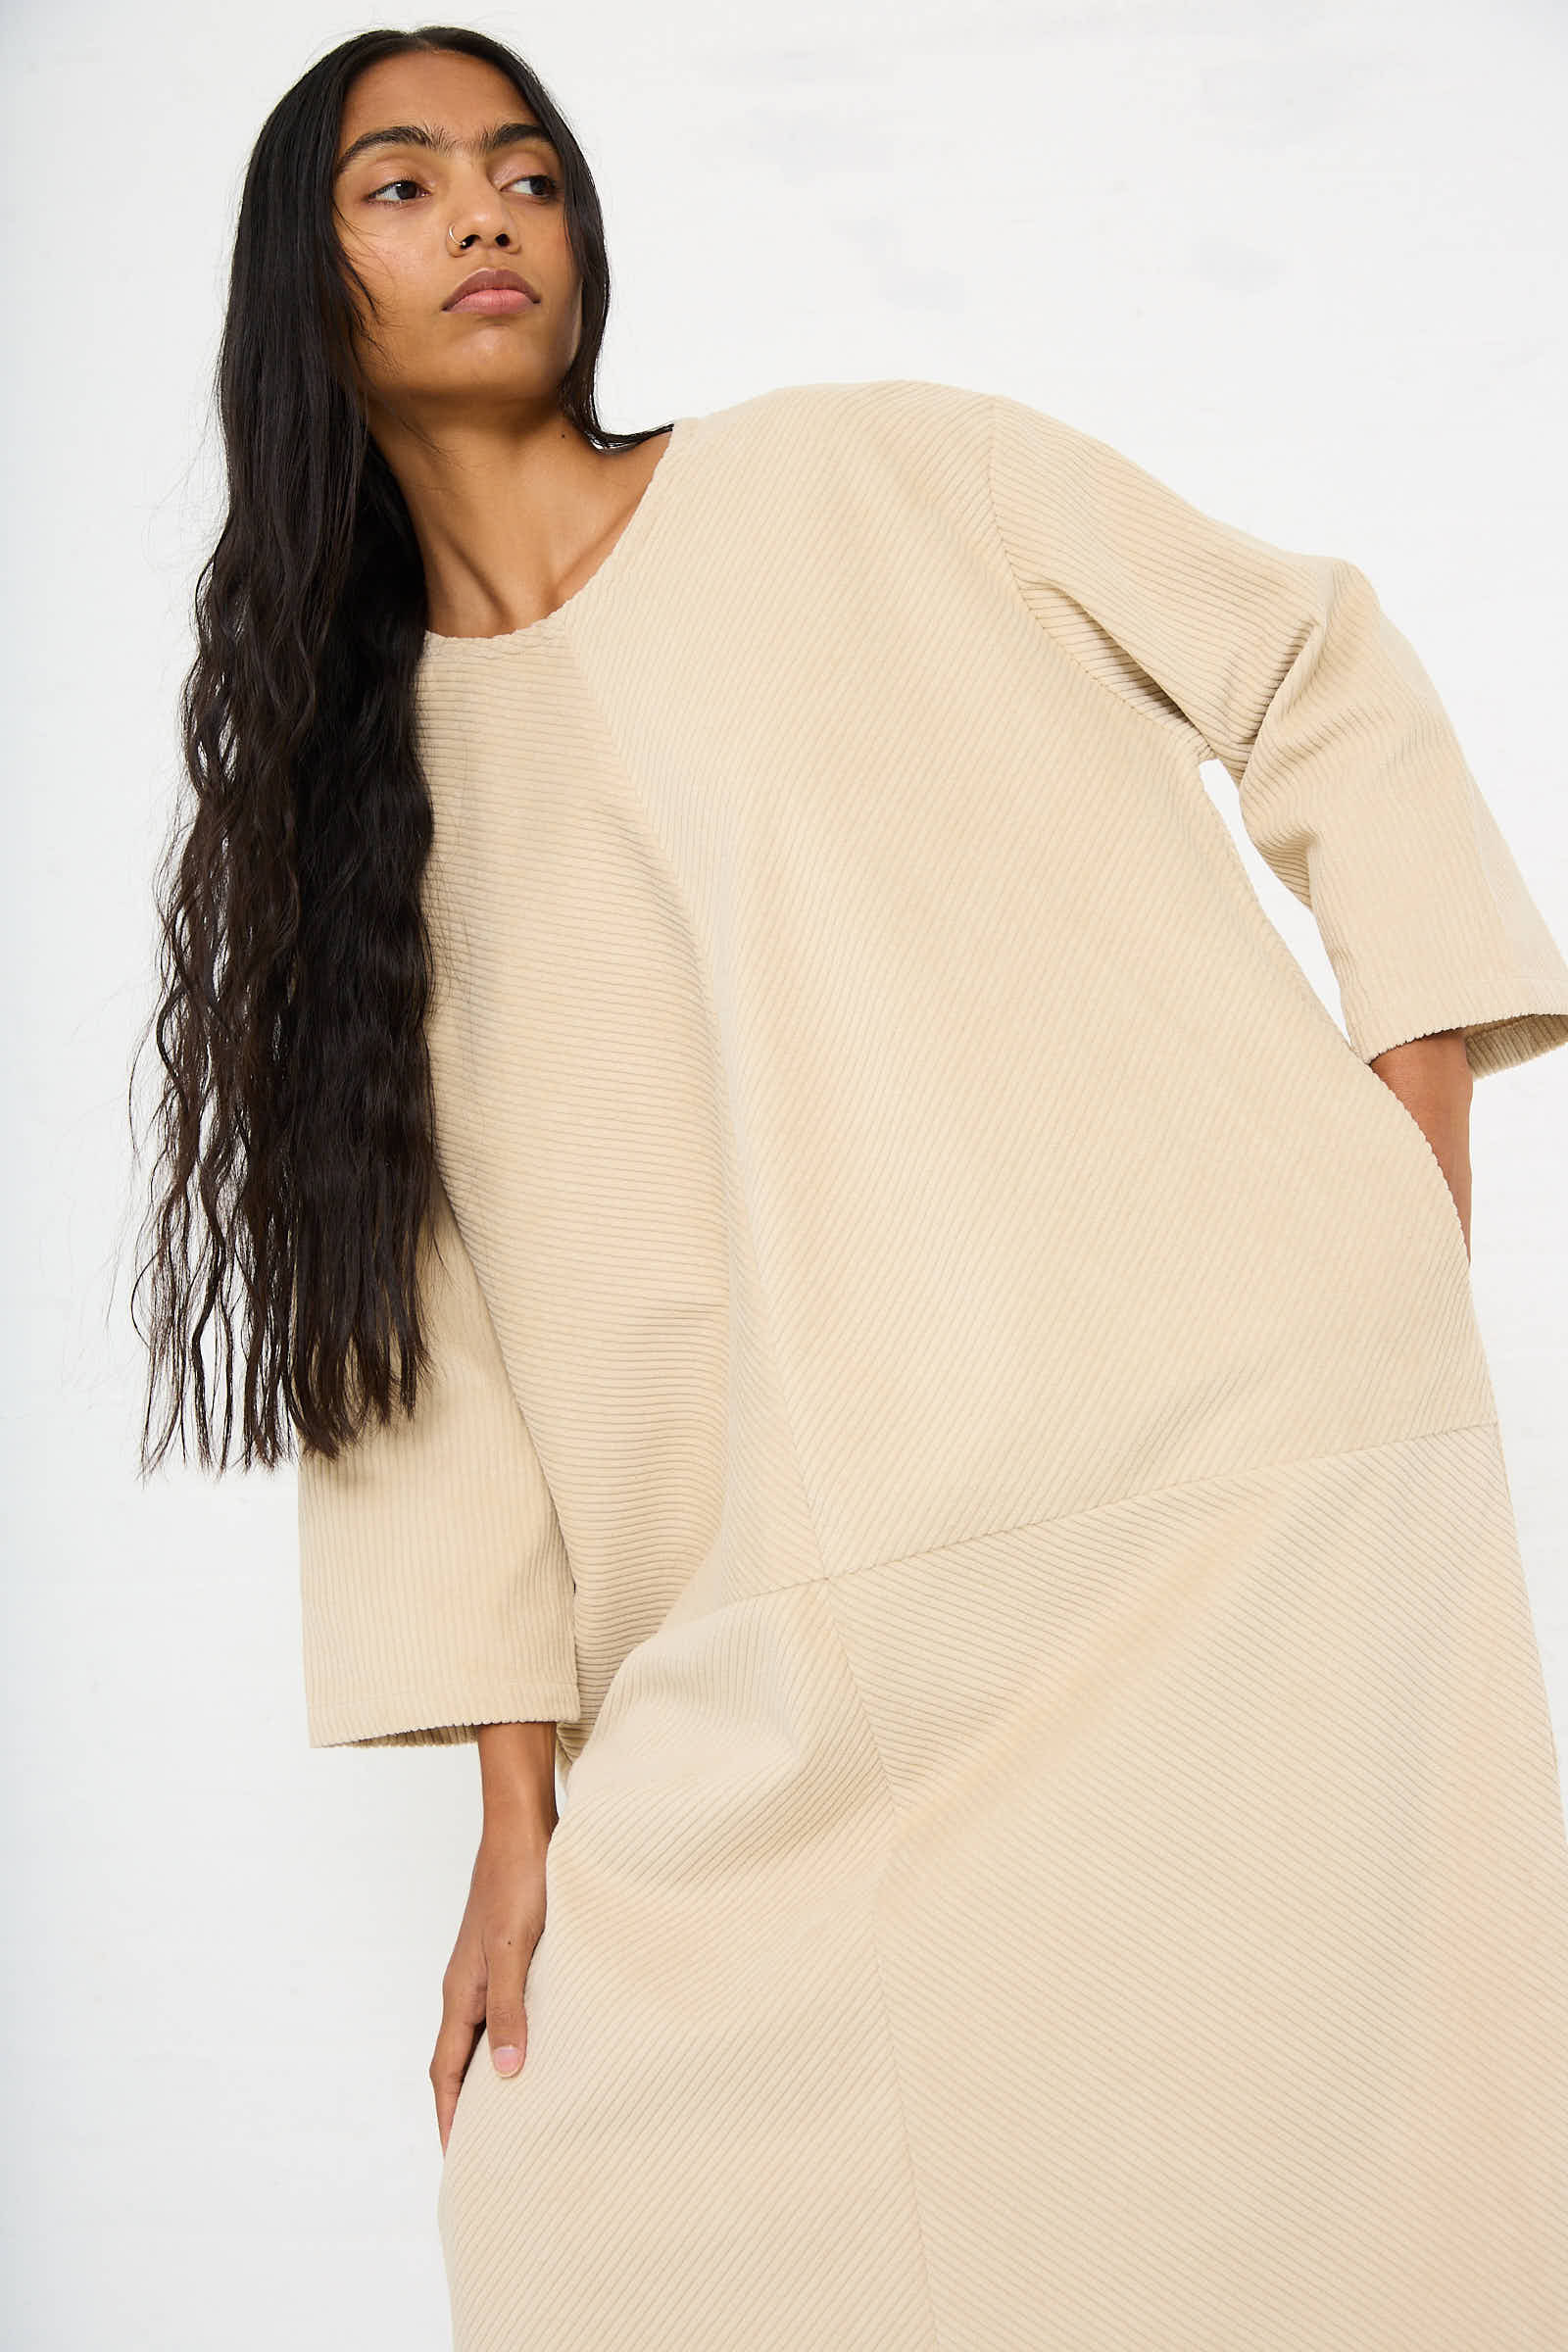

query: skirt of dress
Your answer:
[437,1415,1568,2351]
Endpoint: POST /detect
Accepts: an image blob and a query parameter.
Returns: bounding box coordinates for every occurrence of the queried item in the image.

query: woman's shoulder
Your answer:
[687,372,997,463]
[673,375,1000,526]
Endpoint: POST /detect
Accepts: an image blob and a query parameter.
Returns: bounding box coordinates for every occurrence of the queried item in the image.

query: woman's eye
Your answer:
[365,171,558,206]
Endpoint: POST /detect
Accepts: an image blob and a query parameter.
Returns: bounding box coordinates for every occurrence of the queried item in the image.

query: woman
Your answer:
[136,23,1568,2349]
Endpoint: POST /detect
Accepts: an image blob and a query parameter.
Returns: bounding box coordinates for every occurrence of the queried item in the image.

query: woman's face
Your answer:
[331,48,581,420]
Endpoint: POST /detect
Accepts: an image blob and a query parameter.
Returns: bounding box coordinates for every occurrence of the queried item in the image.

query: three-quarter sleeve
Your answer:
[296,1171,581,1748]
[986,387,1568,1078]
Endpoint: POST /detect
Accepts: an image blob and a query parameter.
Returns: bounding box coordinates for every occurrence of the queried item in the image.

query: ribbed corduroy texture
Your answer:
[297,378,1568,2344]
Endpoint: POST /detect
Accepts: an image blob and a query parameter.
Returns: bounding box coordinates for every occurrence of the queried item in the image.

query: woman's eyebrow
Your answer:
[334,120,558,176]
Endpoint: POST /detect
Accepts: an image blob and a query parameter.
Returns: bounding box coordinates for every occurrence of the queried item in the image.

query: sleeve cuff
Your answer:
[1342,968,1568,1080]
[306,1666,583,1748]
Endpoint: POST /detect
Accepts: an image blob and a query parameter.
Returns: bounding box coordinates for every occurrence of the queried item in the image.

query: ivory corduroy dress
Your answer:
[297,376,1568,2348]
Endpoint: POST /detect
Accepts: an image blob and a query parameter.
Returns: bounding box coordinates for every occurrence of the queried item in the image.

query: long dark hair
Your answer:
[129,25,670,1475]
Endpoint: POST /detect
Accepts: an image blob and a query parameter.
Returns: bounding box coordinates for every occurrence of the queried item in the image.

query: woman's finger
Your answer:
[484,1903,541,2079]
[430,1961,485,2155]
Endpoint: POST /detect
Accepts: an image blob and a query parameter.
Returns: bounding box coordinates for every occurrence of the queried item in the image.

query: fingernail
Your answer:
[492,2044,521,2076]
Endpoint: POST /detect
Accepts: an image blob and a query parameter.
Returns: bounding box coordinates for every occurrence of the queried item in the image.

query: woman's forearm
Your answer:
[434,1722,561,2141]
[1368,1028,1474,1257]
[477,1719,560,1832]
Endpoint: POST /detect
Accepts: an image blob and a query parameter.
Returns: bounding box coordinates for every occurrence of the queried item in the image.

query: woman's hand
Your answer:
[1368,1028,1475,1259]
[430,1721,560,2155]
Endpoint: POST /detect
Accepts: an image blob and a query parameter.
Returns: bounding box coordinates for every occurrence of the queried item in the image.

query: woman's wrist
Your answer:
[1368,1028,1474,1252]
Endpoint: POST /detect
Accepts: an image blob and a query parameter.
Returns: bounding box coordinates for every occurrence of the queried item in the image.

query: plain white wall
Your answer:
[4,2,1565,2344]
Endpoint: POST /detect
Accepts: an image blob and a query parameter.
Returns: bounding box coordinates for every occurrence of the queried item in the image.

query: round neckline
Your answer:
[420,414,696,653]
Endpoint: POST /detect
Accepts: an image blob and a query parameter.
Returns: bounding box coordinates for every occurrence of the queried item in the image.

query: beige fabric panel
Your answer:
[293,376,1568,2342]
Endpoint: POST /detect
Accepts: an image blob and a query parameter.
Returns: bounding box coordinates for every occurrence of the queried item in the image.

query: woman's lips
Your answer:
[448,286,536,314]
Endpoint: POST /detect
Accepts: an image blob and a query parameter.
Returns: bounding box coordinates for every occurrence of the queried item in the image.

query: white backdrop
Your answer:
[4,2,1565,2344]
